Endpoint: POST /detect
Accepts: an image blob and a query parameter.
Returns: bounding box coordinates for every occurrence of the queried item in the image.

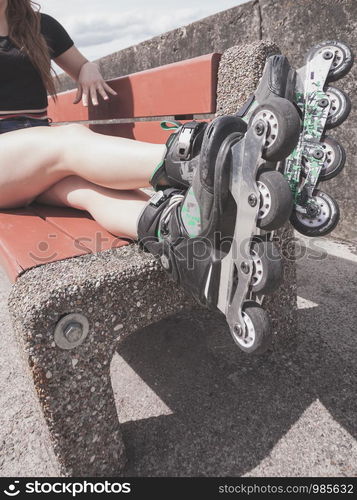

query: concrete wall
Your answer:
[55,2,262,91]
[56,0,357,241]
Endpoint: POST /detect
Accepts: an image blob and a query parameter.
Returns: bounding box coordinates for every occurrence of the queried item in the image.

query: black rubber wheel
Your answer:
[325,86,351,129]
[256,169,294,230]
[232,301,272,355]
[302,136,346,181]
[248,96,301,162]
[250,239,283,294]
[290,190,340,237]
[305,40,354,82]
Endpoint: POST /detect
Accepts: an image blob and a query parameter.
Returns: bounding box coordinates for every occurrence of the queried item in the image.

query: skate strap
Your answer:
[160,120,182,130]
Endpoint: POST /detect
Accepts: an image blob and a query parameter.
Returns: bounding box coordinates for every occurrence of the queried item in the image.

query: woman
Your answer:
[0,0,164,239]
[0,0,117,134]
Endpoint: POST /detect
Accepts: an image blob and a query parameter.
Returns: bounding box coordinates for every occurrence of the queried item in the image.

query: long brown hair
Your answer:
[6,0,57,98]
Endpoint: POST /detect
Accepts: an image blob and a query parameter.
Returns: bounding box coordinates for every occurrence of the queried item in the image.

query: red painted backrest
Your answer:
[48,53,221,142]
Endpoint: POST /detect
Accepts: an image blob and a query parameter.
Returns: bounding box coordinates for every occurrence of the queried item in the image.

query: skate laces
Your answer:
[160,193,185,233]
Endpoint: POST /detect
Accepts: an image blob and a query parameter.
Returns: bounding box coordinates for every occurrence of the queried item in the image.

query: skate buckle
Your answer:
[149,190,167,207]
[178,127,194,160]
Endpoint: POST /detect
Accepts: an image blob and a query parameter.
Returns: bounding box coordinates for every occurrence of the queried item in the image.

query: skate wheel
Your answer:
[249,96,301,162]
[325,86,351,129]
[290,190,340,237]
[302,136,346,181]
[257,169,293,230]
[232,301,272,354]
[250,239,283,294]
[305,41,354,82]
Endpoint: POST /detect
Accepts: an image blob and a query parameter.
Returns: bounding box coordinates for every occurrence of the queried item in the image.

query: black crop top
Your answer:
[0,13,74,112]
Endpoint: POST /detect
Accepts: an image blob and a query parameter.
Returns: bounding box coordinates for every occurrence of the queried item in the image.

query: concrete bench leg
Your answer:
[8,246,195,476]
[28,342,124,477]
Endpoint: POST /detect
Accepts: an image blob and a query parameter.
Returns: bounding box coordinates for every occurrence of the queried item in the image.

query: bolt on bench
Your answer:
[1,41,297,476]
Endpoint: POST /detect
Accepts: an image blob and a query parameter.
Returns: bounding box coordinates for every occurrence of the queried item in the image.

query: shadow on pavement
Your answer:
[112,245,357,476]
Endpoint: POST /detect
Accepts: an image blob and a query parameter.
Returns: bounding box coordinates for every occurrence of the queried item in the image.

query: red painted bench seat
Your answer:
[0,53,221,282]
[0,204,128,282]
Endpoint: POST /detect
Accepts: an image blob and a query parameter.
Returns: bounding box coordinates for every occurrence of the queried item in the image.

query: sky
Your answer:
[39,0,249,63]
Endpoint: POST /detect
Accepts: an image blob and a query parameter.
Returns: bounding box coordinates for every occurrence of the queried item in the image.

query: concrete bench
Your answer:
[2,40,297,476]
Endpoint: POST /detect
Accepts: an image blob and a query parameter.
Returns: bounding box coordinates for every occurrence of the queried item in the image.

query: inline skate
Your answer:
[237,41,353,237]
[138,56,301,354]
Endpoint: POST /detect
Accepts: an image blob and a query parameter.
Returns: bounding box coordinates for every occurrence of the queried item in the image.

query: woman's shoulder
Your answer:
[39,12,66,32]
[39,13,74,57]
[40,12,59,26]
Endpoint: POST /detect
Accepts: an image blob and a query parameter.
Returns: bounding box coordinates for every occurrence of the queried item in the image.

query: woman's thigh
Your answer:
[0,125,68,209]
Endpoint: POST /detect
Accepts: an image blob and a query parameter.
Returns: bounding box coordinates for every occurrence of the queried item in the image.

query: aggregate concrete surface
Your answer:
[0,236,356,477]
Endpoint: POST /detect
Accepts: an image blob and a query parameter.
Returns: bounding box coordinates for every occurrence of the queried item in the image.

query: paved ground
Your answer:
[0,236,356,477]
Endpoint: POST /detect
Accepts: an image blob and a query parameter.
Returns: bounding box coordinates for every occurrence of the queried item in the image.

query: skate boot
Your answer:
[236,53,300,161]
[138,104,301,354]
[281,41,354,236]
[149,120,208,191]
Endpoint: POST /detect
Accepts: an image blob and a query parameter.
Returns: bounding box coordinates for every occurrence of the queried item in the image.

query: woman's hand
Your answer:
[54,46,117,107]
[73,62,117,107]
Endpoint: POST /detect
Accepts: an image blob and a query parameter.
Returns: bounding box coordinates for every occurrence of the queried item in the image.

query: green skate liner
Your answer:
[181,188,202,238]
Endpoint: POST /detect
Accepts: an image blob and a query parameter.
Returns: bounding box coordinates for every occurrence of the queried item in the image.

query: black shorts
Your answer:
[0,117,50,134]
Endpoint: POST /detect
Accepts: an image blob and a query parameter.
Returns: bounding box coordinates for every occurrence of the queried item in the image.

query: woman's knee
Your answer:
[57,123,90,139]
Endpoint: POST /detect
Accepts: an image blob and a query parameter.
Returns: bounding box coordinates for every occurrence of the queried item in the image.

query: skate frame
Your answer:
[217,123,268,345]
[283,50,335,212]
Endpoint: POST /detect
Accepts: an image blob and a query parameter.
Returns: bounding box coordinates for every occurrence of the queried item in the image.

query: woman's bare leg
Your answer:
[36,176,150,239]
[61,125,166,190]
[0,124,165,209]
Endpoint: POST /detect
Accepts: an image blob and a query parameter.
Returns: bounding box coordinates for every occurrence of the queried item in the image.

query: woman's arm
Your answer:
[54,46,117,107]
